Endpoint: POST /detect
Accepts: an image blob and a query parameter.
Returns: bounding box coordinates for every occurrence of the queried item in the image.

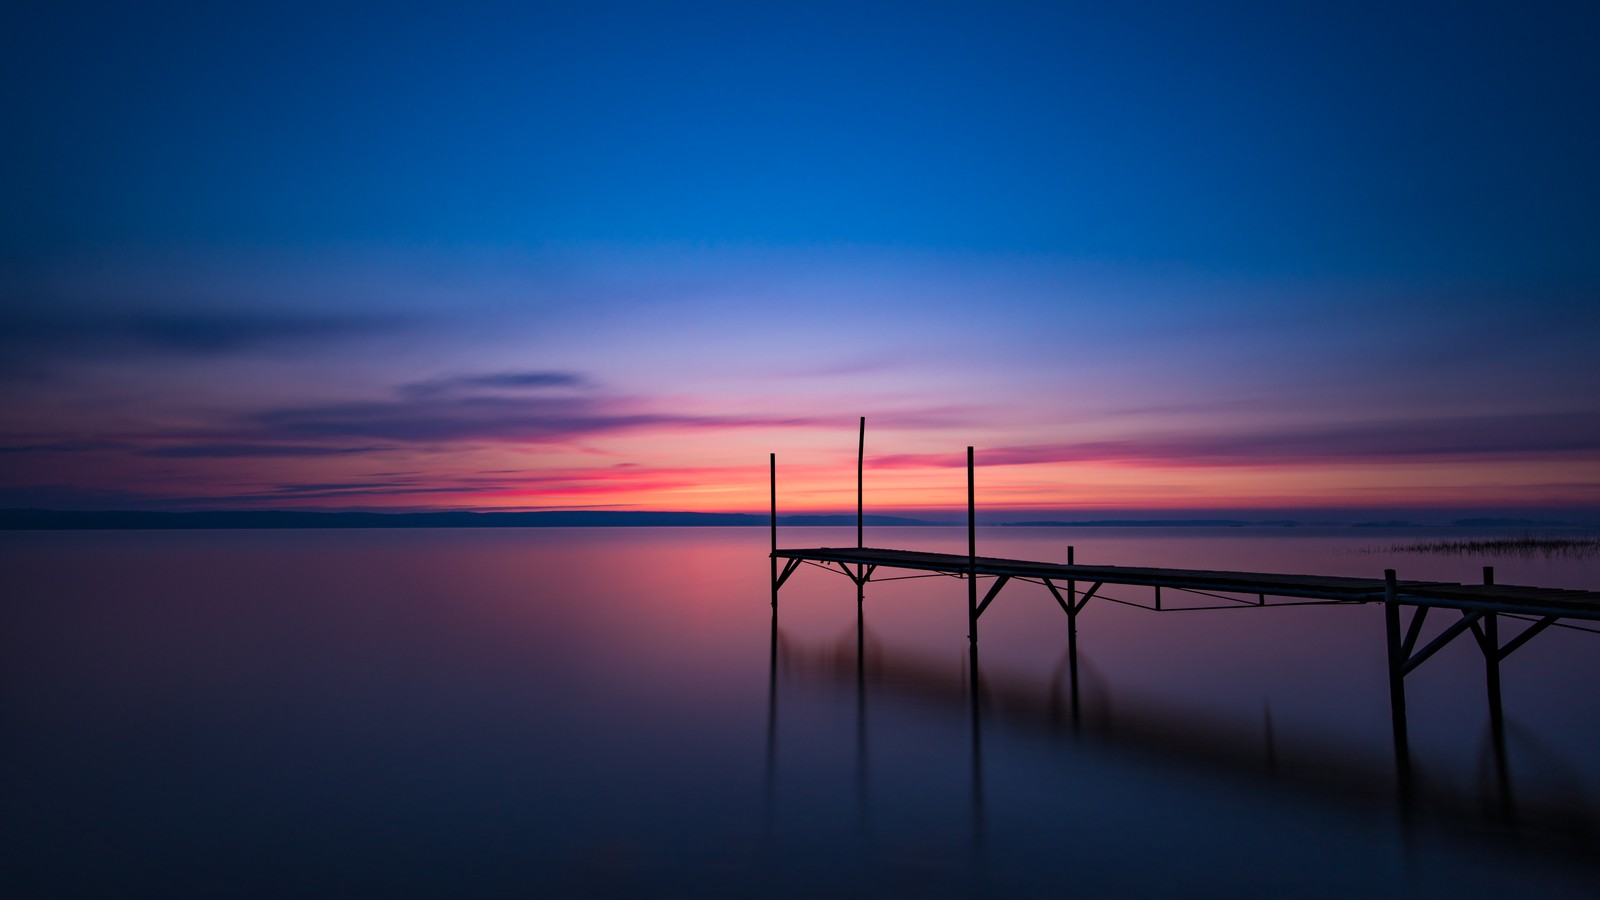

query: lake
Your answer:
[3,526,1598,897]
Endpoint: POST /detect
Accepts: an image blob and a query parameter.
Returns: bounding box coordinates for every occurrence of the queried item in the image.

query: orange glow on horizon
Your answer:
[5,421,1595,516]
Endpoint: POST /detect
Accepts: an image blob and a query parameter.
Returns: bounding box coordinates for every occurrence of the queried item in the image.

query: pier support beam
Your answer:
[1383,570,1412,783]
[1381,563,1566,799]
[1479,567,1504,737]
[1381,571,1509,794]
[1046,562,1103,726]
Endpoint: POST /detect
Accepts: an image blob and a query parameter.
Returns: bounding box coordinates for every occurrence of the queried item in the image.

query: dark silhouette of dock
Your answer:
[766,419,1600,787]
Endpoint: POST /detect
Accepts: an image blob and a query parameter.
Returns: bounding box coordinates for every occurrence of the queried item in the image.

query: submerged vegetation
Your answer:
[1382,534,1600,560]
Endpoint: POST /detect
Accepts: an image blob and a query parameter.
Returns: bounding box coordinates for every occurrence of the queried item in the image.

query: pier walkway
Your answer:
[772,544,1600,621]
[766,422,1600,781]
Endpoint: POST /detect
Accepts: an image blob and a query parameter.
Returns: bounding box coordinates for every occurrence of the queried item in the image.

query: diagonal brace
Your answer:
[1044,579,1070,614]
[1401,609,1484,676]
[975,575,1011,618]
[1043,579,1100,615]
[1401,605,1429,658]
[1496,615,1558,661]
[774,557,803,590]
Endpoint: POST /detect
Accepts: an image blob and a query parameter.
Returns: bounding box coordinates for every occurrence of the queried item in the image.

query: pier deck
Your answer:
[772,545,1600,620]
[766,425,1599,780]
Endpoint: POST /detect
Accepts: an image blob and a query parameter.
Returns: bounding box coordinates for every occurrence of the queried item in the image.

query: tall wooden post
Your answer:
[770,453,778,610]
[967,446,977,644]
[857,416,865,549]
[856,417,866,605]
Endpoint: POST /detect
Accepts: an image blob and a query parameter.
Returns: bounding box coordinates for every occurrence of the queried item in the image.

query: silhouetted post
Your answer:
[1483,566,1505,737]
[1384,568,1412,787]
[770,453,778,610]
[1067,544,1079,722]
[967,446,977,644]
[856,417,867,602]
[857,416,865,549]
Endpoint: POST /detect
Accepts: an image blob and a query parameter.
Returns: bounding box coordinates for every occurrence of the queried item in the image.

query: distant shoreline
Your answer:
[0,509,935,530]
[2,509,1593,531]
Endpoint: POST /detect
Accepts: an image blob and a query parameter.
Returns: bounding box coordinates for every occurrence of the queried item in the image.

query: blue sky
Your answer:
[3,1,1597,517]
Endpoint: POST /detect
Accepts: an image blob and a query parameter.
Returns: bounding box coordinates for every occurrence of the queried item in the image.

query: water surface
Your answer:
[3,527,1597,897]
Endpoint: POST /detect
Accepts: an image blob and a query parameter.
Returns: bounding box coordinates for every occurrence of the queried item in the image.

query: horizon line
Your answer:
[4,508,1597,531]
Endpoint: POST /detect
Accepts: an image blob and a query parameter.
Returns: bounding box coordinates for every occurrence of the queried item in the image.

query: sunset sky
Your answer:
[4,1,1597,519]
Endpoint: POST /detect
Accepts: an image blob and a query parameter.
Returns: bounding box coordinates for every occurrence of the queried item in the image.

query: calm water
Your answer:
[3,526,1598,897]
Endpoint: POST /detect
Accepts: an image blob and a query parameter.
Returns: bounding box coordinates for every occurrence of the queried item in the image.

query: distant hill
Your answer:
[1002,519,1302,528]
[0,509,936,530]
[773,514,932,526]
[1451,517,1584,528]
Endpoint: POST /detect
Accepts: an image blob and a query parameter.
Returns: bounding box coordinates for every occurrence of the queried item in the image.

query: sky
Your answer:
[2,0,1598,520]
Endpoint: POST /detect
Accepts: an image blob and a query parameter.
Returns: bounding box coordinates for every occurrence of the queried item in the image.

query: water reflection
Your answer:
[767,611,1600,874]
[6,527,1597,896]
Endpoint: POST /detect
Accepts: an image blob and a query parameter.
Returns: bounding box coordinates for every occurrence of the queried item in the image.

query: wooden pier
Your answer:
[767,420,1600,780]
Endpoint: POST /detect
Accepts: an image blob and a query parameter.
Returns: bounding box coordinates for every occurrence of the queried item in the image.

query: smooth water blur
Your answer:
[3,527,1598,897]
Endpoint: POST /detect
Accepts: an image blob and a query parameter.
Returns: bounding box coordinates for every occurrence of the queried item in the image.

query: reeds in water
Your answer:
[1384,534,1600,560]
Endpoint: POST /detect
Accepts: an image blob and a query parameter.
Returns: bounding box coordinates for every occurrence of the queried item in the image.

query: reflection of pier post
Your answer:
[856,601,870,835]
[968,641,985,856]
[765,610,779,835]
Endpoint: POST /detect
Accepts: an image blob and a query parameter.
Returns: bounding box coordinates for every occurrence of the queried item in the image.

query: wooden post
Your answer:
[1483,566,1504,736]
[1384,569,1411,784]
[857,416,865,549]
[967,446,977,644]
[856,417,866,603]
[770,453,778,610]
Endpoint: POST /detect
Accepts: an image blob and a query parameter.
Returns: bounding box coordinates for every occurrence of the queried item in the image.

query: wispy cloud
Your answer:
[135,443,391,459]
[871,412,1600,468]
[0,310,403,364]
[243,382,822,444]
[398,370,587,398]
[0,440,129,454]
